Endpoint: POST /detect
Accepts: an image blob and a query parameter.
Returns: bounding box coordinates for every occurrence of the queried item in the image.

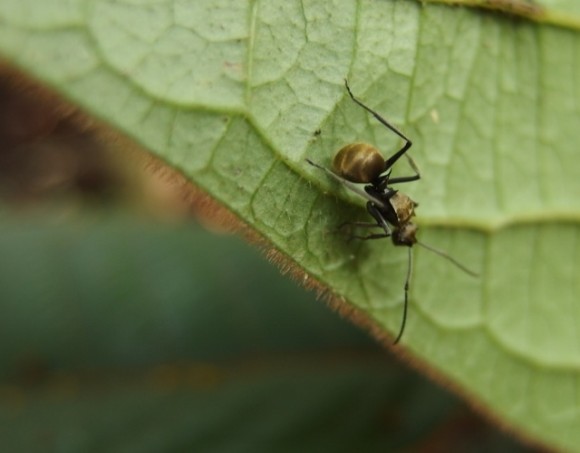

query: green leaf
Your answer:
[0,0,579,450]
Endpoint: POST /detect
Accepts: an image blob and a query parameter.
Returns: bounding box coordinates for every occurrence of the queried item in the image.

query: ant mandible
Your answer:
[306,79,477,345]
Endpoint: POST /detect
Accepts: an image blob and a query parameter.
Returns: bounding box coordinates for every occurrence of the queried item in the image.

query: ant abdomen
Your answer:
[333,143,385,184]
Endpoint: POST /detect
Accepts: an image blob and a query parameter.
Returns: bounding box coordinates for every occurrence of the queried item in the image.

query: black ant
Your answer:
[306,79,477,344]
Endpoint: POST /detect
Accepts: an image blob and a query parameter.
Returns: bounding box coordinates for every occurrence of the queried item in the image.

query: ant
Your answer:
[306,79,477,344]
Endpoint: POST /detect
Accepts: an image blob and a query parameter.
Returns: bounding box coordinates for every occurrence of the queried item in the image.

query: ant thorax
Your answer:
[389,192,417,226]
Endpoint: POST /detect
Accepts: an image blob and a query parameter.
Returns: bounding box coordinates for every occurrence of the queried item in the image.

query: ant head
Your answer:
[392,222,418,247]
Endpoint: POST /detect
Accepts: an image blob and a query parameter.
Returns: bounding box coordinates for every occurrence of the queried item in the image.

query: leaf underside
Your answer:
[1,0,580,450]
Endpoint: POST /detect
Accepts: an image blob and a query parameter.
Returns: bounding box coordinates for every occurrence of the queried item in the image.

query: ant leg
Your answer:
[336,220,384,241]
[338,204,393,241]
[344,79,413,170]
[375,154,420,186]
[338,221,381,230]
[366,203,392,237]
[306,158,389,211]
[388,174,420,185]
[306,158,370,200]
[344,79,411,145]
[388,154,421,185]
[352,232,390,240]
[335,220,379,238]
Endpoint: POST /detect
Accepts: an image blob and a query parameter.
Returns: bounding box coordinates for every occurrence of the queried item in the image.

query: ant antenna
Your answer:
[394,247,413,344]
[416,241,479,277]
[393,241,477,344]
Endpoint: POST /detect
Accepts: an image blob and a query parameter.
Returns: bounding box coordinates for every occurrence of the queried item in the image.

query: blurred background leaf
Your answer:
[0,219,526,452]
